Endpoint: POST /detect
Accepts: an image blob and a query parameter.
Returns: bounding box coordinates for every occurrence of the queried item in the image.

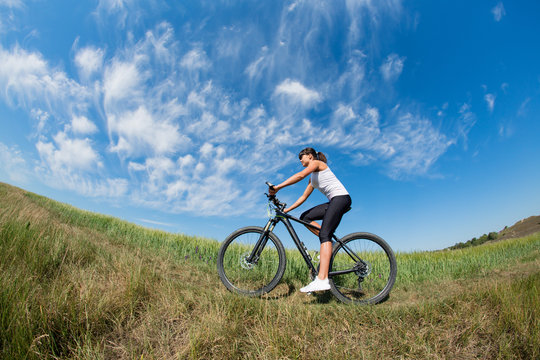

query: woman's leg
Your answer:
[299,196,351,292]
[300,203,327,236]
[307,221,320,236]
[317,195,352,280]
[317,241,332,280]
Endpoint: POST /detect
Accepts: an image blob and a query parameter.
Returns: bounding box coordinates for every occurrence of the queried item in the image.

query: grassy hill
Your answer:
[447,215,540,250]
[1,182,538,359]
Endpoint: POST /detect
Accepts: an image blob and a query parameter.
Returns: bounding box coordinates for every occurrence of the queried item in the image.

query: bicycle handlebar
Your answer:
[265,181,287,210]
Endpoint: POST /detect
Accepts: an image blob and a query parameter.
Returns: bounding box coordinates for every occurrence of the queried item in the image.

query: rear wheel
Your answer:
[217,226,286,296]
[329,232,397,304]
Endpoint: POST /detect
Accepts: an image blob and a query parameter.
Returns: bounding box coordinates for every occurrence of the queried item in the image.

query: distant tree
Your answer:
[448,230,500,250]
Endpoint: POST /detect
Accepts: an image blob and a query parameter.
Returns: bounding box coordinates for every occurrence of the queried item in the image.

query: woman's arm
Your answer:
[284,182,314,213]
[272,161,318,193]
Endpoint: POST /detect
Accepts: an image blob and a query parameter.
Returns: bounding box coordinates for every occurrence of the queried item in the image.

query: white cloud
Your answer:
[137,218,175,227]
[245,46,268,81]
[0,142,31,183]
[380,53,405,81]
[325,104,380,149]
[95,0,138,29]
[274,79,322,107]
[186,111,230,140]
[0,45,90,120]
[181,48,211,70]
[97,0,128,11]
[34,131,128,198]
[0,45,52,106]
[517,97,530,117]
[103,60,142,107]
[74,46,104,80]
[335,51,368,100]
[36,131,101,172]
[456,103,476,149]
[346,0,404,44]
[71,115,98,135]
[491,2,506,22]
[484,93,495,112]
[30,108,50,133]
[127,150,256,216]
[380,113,452,178]
[108,106,188,156]
[322,104,453,178]
[0,0,24,8]
[39,170,129,198]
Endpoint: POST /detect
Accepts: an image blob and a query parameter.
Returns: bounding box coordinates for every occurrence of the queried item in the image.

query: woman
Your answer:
[269,147,352,293]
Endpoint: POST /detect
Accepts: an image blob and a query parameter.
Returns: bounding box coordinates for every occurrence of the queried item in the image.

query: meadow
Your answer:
[1,182,538,359]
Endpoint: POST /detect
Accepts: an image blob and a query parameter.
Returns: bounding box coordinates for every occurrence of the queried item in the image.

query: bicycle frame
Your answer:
[247,203,364,278]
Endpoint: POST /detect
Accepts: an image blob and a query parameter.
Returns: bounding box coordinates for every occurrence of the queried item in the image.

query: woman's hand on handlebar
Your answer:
[267,182,278,196]
[266,182,288,210]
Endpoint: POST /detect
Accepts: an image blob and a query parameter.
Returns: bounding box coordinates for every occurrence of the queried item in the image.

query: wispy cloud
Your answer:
[95,0,140,29]
[491,2,506,22]
[484,93,496,112]
[381,113,452,178]
[0,142,31,183]
[456,103,477,149]
[380,53,406,81]
[274,79,322,107]
[0,0,24,9]
[137,218,175,227]
[181,48,211,71]
[0,44,90,114]
[517,97,530,117]
[322,104,453,178]
[74,46,104,81]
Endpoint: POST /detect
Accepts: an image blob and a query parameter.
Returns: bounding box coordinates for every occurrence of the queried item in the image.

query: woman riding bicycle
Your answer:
[269,147,352,293]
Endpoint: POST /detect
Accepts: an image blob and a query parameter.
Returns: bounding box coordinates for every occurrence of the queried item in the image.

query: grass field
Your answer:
[1,182,538,359]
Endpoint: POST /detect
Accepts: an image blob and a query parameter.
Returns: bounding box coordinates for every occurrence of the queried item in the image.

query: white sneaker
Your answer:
[300,277,331,293]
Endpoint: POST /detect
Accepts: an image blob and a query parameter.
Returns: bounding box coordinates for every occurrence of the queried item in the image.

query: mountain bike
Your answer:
[217,183,397,304]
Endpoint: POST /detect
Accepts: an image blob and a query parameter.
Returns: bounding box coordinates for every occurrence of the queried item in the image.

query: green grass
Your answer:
[1,182,539,359]
[395,235,540,285]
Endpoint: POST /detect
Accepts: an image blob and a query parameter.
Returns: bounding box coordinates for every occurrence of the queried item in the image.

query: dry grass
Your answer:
[1,182,539,359]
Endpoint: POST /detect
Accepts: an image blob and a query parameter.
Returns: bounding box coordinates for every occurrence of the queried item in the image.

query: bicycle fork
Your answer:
[246,218,277,264]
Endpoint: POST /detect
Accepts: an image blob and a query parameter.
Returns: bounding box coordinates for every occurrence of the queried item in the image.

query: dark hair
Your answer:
[298,147,327,163]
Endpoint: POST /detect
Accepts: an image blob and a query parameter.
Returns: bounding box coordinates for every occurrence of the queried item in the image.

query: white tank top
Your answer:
[310,167,349,200]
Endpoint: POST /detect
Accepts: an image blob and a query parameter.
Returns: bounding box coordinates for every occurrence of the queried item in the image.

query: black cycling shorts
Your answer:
[300,195,352,244]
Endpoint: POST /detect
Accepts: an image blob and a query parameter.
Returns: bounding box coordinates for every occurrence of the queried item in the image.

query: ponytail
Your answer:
[298,147,327,163]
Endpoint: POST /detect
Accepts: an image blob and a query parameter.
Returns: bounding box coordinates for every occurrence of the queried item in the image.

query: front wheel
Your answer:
[329,232,397,304]
[217,226,286,296]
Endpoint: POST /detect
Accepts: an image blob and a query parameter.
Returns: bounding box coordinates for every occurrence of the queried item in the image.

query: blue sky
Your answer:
[1,0,539,251]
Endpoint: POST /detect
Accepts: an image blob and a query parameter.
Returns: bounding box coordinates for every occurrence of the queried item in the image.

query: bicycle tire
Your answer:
[217,226,286,296]
[329,232,397,304]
